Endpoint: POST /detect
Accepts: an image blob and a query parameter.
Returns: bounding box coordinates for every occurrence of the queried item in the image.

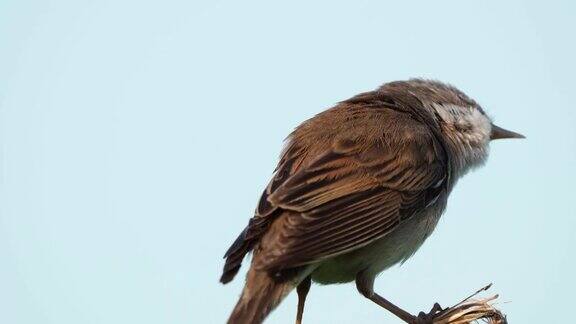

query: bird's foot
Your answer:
[411,303,443,324]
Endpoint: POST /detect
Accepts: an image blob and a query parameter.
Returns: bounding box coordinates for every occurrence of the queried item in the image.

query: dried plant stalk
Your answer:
[431,284,507,324]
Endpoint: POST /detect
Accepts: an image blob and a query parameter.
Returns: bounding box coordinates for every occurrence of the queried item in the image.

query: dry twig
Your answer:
[431,284,507,324]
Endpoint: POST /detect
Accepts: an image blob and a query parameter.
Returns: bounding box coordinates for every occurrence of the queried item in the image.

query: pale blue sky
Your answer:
[1,0,575,323]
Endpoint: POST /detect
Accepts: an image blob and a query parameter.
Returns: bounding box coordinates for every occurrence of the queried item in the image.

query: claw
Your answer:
[411,302,443,324]
[430,302,443,313]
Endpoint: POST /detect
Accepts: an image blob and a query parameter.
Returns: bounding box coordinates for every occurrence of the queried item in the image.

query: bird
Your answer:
[220,79,524,324]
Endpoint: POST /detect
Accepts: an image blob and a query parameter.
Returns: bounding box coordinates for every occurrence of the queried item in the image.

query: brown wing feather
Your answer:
[254,128,446,271]
[220,144,306,283]
[222,97,448,282]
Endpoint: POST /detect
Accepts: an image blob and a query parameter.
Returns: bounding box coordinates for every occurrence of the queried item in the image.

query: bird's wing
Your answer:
[253,112,448,271]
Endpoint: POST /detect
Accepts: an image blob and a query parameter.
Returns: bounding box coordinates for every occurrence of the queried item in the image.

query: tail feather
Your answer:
[227,268,294,324]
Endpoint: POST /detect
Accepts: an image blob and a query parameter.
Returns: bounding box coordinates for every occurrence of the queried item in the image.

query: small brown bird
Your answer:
[220,79,523,324]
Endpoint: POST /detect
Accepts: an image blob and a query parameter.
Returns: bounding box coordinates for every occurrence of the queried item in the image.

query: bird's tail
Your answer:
[227,267,295,324]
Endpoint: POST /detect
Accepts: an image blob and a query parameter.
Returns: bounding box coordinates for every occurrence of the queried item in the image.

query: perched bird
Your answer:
[220,79,523,324]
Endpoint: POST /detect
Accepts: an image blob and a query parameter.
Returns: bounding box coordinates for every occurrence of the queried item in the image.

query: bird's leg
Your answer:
[295,276,312,324]
[355,271,417,324]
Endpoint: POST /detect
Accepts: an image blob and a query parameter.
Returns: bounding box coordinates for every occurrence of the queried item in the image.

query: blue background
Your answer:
[1,0,574,323]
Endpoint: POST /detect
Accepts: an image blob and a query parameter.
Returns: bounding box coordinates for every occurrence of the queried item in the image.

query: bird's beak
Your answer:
[490,123,525,140]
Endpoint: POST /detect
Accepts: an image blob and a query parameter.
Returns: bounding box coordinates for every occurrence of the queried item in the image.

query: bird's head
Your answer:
[387,79,525,175]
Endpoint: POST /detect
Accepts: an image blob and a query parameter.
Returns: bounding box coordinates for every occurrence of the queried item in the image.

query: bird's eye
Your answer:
[455,123,472,132]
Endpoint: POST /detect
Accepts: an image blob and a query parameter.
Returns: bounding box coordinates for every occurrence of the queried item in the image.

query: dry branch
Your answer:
[431,284,507,324]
